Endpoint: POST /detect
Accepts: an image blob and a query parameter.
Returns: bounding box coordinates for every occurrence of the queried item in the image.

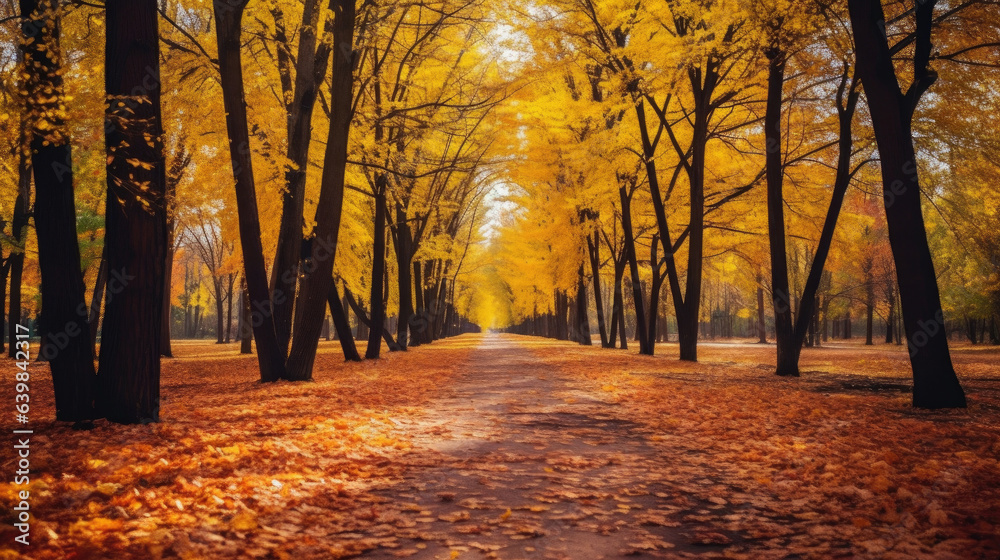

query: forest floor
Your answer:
[1,334,999,559]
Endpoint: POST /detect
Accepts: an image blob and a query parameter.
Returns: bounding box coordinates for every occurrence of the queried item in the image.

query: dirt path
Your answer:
[359,335,732,560]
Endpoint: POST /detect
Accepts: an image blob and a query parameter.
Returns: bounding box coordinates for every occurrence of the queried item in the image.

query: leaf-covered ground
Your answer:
[1,334,999,559]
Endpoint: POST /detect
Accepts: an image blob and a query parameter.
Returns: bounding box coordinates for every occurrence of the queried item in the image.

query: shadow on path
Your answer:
[359,335,736,559]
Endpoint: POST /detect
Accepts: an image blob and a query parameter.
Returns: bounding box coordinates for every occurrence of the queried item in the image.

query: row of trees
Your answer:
[1,0,505,423]
[490,0,1000,408]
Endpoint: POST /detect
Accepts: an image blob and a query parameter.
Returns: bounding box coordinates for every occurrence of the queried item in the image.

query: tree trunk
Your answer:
[756,272,767,343]
[848,0,965,407]
[270,0,332,356]
[214,279,225,344]
[886,282,896,343]
[575,264,591,345]
[240,280,252,354]
[97,0,169,424]
[587,233,610,347]
[619,187,649,353]
[21,0,97,422]
[285,0,356,379]
[161,148,184,358]
[226,274,235,342]
[611,261,627,349]
[8,147,29,358]
[763,47,798,377]
[395,204,414,350]
[366,184,388,359]
[327,281,360,361]
[865,285,875,346]
[344,286,399,351]
[411,260,425,347]
[88,247,109,352]
[214,0,287,382]
[646,236,666,353]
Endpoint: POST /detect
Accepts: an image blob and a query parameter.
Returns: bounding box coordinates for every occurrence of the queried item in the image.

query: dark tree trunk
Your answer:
[886,282,896,343]
[587,233,610,347]
[433,277,448,341]
[240,280,252,354]
[97,0,169,424]
[226,274,235,342]
[214,280,226,344]
[270,0,333,356]
[619,187,650,353]
[344,286,399,351]
[611,261,627,349]
[646,237,666,352]
[214,0,286,382]
[812,296,821,347]
[21,0,96,422]
[865,281,875,346]
[849,0,965,407]
[782,63,860,371]
[756,272,767,343]
[88,247,109,351]
[161,146,185,358]
[633,100,694,360]
[285,0,356,379]
[411,260,424,347]
[366,184,388,359]
[763,48,798,377]
[8,148,29,358]
[423,263,437,344]
[327,281,360,361]
[395,204,414,350]
[575,264,592,345]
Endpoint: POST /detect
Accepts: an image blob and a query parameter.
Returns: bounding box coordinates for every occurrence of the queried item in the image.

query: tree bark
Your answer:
[366,183,388,359]
[619,187,649,353]
[344,286,399,350]
[8,144,29,358]
[97,0,168,424]
[611,260,627,349]
[756,272,767,343]
[88,246,108,351]
[285,0,356,379]
[587,233,610,347]
[575,264,592,345]
[395,203,414,349]
[763,48,798,377]
[327,281,360,361]
[214,0,287,382]
[848,0,966,407]
[270,0,333,355]
[215,279,226,344]
[239,280,252,354]
[865,281,875,346]
[21,0,97,422]
[885,286,894,344]
[411,260,425,347]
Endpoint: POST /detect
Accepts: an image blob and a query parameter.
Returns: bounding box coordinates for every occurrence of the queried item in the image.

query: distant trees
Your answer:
[491,0,1000,408]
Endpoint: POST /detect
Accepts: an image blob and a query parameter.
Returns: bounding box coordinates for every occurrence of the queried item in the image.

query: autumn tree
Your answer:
[213,0,287,382]
[848,0,966,408]
[95,0,169,424]
[18,0,95,421]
